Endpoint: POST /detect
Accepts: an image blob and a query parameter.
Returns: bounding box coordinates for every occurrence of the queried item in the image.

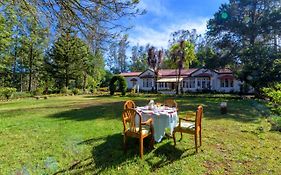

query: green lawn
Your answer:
[0,95,280,174]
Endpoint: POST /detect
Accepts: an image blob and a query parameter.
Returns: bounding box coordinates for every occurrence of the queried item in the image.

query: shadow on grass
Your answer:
[54,133,155,174]
[146,142,195,171]
[49,95,264,123]
[48,101,124,121]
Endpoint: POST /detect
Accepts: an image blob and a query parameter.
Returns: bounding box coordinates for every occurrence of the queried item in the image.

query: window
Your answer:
[143,79,152,88]
[220,80,225,87]
[190,78,195,88]
[225,79,229,87]
[220,79,233,88]
[132,81,136,87]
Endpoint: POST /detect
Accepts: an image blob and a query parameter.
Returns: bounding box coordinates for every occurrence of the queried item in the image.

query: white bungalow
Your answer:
[120,68,242,93]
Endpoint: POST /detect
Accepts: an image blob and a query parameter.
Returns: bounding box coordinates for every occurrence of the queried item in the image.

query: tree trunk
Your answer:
[65,67,69,88]
[154,71,158,93]
[13,41,17,86]
[20,57,23,92]
[176,67,182,95]
[83,72,87,92]
[28,43,33,92]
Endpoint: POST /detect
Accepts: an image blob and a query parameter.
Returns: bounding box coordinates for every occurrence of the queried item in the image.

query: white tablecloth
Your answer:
[136,106,178,142]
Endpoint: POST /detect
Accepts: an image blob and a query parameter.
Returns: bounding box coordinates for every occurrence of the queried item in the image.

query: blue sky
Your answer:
[127,0,228,49]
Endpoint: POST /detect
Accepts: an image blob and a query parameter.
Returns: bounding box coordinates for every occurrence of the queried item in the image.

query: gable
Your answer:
[139,69,155,78]
[190,68,216,77]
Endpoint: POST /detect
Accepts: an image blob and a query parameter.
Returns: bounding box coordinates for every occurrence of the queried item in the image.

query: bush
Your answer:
[109,76,127,96]
[268,115,281,131]
[33,87,44,96]
[60,87,70,94]
[72,88,80,95]
[262,83,281,115]
[13,92,32,99]
[0,87,17,99]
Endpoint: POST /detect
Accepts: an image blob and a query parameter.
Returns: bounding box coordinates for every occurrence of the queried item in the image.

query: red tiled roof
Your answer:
[120,72,141,77]
[158,68,197,77]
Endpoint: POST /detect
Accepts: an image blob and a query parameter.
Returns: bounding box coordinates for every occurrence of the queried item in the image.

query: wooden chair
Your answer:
[124,100,136,109]
[172,105,203,153]
[122,109,154,159]
[164,99,178,110]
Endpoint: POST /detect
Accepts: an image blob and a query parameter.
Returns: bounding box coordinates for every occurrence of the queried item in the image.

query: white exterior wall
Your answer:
[122,68,245,93]
[139,69,155,91]
[124,77,141,89]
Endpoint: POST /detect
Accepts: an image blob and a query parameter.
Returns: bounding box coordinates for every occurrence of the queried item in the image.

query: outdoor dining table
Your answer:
[135,106,178,142]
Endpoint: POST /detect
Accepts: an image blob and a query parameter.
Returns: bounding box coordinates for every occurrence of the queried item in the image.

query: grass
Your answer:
[0,95,281,174]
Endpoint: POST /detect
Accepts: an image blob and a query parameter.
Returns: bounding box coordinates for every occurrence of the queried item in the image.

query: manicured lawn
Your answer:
[0,95,280,174]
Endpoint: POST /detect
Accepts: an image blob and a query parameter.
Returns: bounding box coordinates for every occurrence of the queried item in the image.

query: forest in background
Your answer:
[0,0,280,95]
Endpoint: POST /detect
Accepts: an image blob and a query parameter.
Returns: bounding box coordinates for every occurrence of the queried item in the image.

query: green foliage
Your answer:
[169,40,196,69]
[269,116,281,131]
[0,87,17,99]
[72,88,80,95]
[262,83,281,115]
[207,0,281,91]
[60,87,69,94]
[109,76,127,96]
[45,32,105,92]
[130,45,149,71]
[33,87,44,96]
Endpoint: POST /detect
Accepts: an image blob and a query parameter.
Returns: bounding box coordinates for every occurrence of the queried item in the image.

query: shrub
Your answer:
[262,83,281,115]
[33,87,44,96]
[72,88,80,95]
[13,92,32,99]
[0,87,17,99]
[109,76,127,96]
[268,115,281,131]
[60,87,69,94]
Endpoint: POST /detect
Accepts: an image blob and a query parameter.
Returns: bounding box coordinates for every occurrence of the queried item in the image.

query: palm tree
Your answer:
[147,47,163,92]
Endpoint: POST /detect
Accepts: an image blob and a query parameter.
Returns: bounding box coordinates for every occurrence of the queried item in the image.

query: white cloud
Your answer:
[128,18,208,49]
[138,0,170,16]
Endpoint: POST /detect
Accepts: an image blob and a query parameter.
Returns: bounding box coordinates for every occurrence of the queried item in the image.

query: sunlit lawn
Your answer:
[0,95,280,174]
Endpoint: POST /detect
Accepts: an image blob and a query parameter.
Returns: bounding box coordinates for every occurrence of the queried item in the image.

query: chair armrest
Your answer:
[180,118,195,122]
[141,118,153,126]
[179,117,195,127]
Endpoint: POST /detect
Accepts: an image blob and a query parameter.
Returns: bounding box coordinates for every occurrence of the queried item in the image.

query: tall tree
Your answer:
[12,0,144,46]
[45,32,89,89]
[130,44,149,71]
[106,35,129,73]
[118,35,129,72]
[207,0,281,91]
[170,40,196,94]
[168,29,203,51]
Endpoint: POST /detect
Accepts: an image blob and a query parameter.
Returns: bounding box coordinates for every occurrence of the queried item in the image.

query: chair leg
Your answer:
[173,131,176,146]
[149,135,155,149]
[123,134,127,153]
[140,137,143,159]
[180,132,183,141]
[195,133,198,153]
[199,129,202,147]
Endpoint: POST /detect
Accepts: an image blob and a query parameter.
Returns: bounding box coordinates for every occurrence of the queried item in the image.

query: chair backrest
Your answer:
[195,105,203,130]
[164,99,177,108]
[124,100,136,109]
[122,109,142,133]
